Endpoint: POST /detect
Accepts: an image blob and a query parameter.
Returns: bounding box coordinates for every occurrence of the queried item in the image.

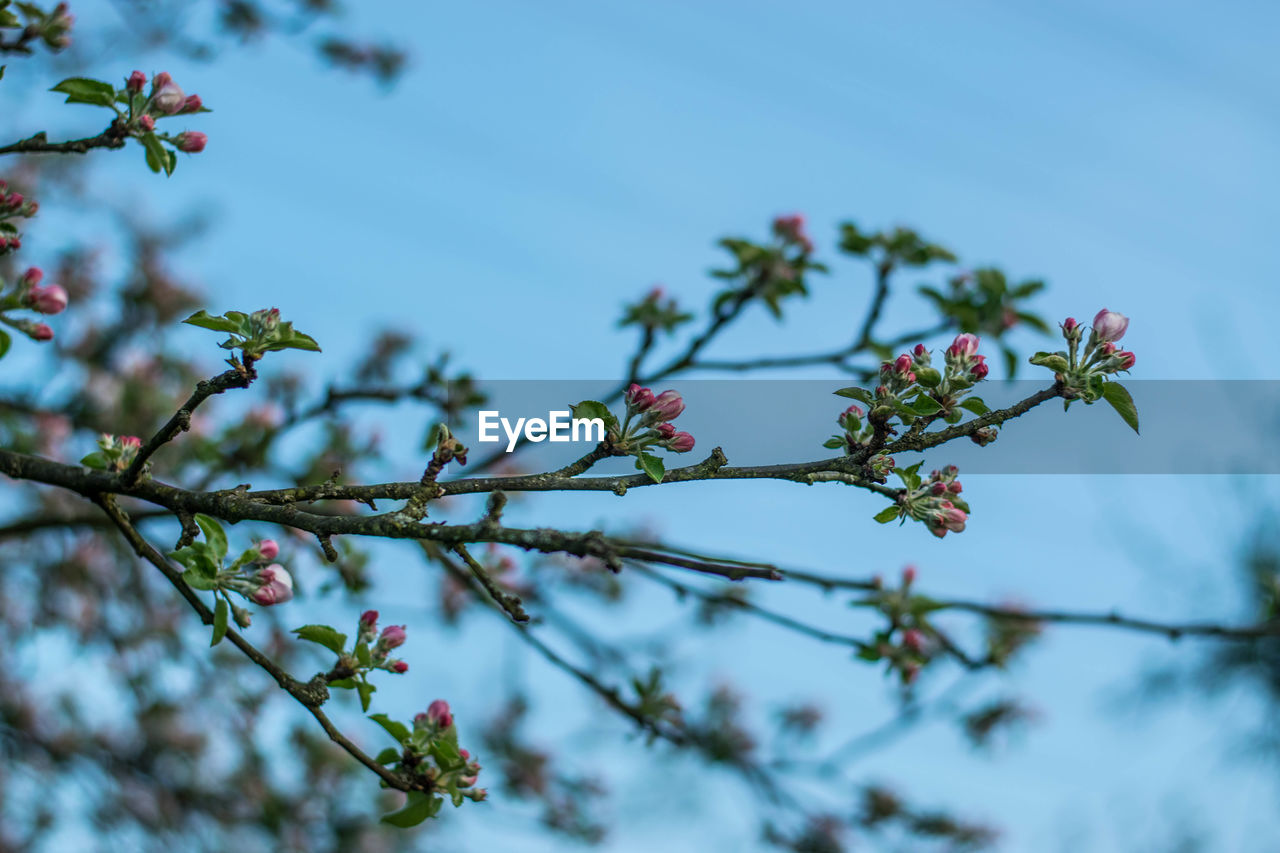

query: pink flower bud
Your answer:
[27,284,68,315]
[138,115,155,131]
[902,629,924,652]
[426,699,453,728]
[935,502,967,533]
[843,404,864,419]
[120,435,142,449]
[970,360,989,380]
[1063,317,1078,331]
[625,383,655,412]
[149,74,186,115]
[1100,342,1116,356]
[667,431,695,453]
[257,539,279,560]
[174,132,207,153]
[654,422,676,439]
[902,566,917,586]
[947,481,962,493]
[391,660,409,673]
[913,343,927,358]
[7,192,23,208]
[894,354,913,374]
[1116,351,1136,370]
[360,609,379,630]
[180,94,203,113]
[19,267,42,287]
[646,285,665,302]
[1091,308,1129,342]
[32,323,54,341]
[772,213,811,250]
[379,625,407,649]
[947,333,980,357]
[127,70,147,93]
[251,564,294,606]
[931,481,947,496]
[650,390,685,421]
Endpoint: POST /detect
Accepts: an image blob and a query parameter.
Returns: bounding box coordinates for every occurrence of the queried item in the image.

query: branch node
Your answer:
[316,533,338,563]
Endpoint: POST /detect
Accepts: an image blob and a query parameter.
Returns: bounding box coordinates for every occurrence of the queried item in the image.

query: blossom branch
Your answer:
[94,494,411,792]
[122,364,258,485]
[0,127,129,156]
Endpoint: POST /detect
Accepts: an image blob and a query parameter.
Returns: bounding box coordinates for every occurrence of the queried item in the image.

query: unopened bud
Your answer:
[174,131,207,153]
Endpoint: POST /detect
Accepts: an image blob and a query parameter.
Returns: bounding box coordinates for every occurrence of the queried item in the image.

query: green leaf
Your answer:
[381,791,442,828]
[822,437,845,450]
[635,452,664,484]
[211,597,229,646]
[0,328,9,360]
[356,679,375,712]
[369,713,412,745]
[958,397,989,415]
[429,738,462,769]
[355,641,372,667]
[873,505,901,523]
[915,367,942,388]
[1100,381,1140,434]
[281,330,321,352]
[1029,351,1070,373]
[138,132,174,176]
[570,400,618,430]
[80,451,107,470]
[292,624,348,656]
[182,566,218,591]
[910,396,943,416]
[375,747,400,765]
[834,386,875,405]
[194,514,227,561]
[50,77,117,107]
[328,677,357,689]
[183,310,243,334]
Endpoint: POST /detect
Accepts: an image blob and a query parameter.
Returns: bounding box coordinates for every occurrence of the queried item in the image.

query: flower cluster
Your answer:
[292,610,412,713]
[711,214,825,324]
[367,700,486,825]
[129,71,207,149]
[619,384,695,453]
[856,566,938,685]
[1030,308,1138,430]
[1032,308,1135,389]
[829,332,995,460]
[0,180,38,255]
[2,1,74,50]
[166,517,298,626]
[772,213,815,255]
[874,463,971,538]
[618,284,693,334]
[0,266,66,347]
[83,433,143,472]
[355,610,410,674]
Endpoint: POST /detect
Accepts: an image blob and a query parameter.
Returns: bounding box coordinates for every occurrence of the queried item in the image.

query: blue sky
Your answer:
[8,0,1280,849]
